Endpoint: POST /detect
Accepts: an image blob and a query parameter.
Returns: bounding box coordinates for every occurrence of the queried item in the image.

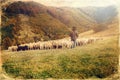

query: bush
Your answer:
[1,24,14,49]
[2,63,21,77]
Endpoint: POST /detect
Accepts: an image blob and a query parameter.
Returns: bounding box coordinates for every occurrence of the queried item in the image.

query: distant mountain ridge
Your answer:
[79,6,118,23]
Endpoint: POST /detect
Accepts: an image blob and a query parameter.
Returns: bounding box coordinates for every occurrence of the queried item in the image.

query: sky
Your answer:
[14,0,120,7]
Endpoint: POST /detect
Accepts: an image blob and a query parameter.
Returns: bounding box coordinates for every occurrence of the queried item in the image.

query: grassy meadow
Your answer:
[1,36,119,79]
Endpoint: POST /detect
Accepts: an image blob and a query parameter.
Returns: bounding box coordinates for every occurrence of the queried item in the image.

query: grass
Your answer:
[1,36,119,79]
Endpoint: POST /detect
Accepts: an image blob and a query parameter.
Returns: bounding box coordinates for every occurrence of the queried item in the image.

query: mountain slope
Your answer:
[47,7,96,32]
[79,6,118,23]
[4,1,96,32]
[1,1,118,49]
[1,1,97,49]
[79,16,119,38]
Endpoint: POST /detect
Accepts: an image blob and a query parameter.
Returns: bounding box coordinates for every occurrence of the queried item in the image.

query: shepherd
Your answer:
[69,26,78,48]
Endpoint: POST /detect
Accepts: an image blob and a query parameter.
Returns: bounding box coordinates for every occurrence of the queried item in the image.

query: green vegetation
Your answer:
[1,36,119,79]
[1,15,21,49]
[1,24,14,49]
[1,24,14,39]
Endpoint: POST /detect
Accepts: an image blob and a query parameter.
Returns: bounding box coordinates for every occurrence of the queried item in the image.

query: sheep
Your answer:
[8,46,12,51]
[60,39,67,48]
[8,36,104,52]
[8,46,18,51]
[52,40,58,49]
[87,38,94,44]
[63,40,73,49]
[28,43,34,50]
[17,43,28,51]
[76,39,84,46]
[48,41,53,49]
[17,45,28,51]
[39,42,44,50]
[57,40,63,49]
[35,42,39,50]
[43,41,50,50]
[51,39,66,49]
[79,38,88,46]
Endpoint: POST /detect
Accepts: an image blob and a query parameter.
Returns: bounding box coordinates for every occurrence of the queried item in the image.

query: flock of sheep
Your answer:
[8,37,103,51]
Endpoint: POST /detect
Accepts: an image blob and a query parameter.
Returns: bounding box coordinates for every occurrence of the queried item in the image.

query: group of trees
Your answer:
[1,15,21,49]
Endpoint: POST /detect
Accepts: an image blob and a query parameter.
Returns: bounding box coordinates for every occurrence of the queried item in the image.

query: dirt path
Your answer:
[0,73,14,80]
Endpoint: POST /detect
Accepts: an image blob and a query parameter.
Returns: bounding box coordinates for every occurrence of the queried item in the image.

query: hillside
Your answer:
[3,1,96,32]
[1,1,96,49]
[47,7,96,31]
[1,1,118,50]
[79,6,118,23]
[79,16,119,38]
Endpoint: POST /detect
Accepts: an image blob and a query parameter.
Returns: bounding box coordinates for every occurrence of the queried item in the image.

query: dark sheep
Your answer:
[58,45,62,49]
[53,45,57,49]
[17,45,28,51]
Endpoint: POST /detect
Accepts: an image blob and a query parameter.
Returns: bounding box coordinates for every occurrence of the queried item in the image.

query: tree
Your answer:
[1,37,12,50]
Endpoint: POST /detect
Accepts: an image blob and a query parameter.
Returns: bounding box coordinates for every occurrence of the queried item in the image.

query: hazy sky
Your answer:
[15,0,120,7]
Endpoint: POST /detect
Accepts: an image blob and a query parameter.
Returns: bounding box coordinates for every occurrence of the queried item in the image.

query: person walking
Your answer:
[69,26,78,48]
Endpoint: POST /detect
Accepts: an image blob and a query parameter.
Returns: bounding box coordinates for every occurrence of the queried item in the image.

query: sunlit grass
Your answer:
[1,36,119,79]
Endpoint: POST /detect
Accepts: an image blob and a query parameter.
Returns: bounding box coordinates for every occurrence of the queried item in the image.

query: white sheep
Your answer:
[8,46,18,51]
